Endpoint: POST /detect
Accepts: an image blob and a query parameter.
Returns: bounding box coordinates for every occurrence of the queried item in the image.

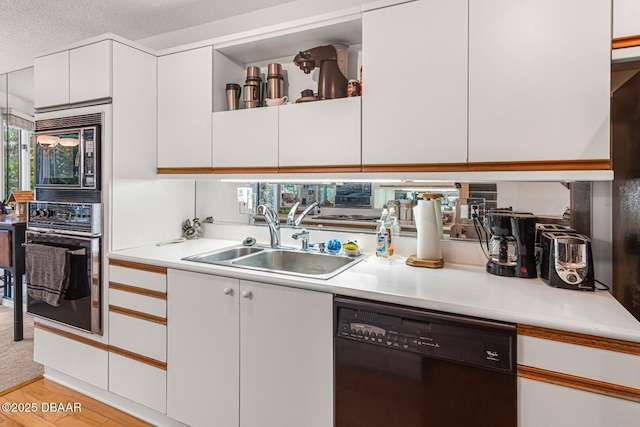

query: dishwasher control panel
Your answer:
[335,299,516,373]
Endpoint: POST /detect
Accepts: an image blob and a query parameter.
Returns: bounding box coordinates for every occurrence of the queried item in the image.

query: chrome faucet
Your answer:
[292,229,310,250]
[286,201,319,227]
[257,204,282,248]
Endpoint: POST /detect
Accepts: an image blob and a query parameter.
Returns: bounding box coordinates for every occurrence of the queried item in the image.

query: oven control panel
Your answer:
[335,304,515,373]
[27,201,102,236]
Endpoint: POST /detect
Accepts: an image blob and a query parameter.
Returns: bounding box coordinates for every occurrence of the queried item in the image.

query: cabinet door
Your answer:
[212,108,279,170]
[158,47,213,169]
[167,270,239,427]
[518,378,640,426]
[278,97,361,169]
[34,50,70,109]
[240,281,333,427]
[69,40,112,104]
[361,0,468,169]
[614,0,640,39]
[468,0,611,165]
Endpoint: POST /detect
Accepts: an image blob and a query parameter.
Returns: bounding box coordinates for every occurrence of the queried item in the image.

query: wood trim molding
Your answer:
[518,324,640,356]
[468,159,611,171]
[109,345,167,371]
[34,322,109,351]
[109,282,167,300]
[108,259,167,275]
[157,167,213,174]
[109,305,167,325]
[277,165,362,173]
[0,375,44,397]
[518,365,640,403]
[613,35,640,50]
[212,166,279,174]
[362,163,468,172]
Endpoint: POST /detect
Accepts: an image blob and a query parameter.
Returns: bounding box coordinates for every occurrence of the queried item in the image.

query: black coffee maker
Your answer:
[486,212,538,278]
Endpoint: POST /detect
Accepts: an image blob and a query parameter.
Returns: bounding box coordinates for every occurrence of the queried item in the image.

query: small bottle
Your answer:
[381,208,394,256]
[388,206,401,243]
[376,220,389,258]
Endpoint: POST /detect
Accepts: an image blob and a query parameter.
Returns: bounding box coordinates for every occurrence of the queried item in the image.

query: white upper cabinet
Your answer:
[212,108,279,171]
[69,41,112,104]
[34,40,112,109]
[158,46,213,170]
[361,0,469,170]
[34,51,69,109]
[468,0,611,166]
[279,97,361,170]
[209,13,362,173]
[614,0,640,38]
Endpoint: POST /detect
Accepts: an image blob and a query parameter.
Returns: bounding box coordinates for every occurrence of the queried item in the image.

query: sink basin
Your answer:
[232,250,359,278]
[183,246,263,263]
[182,245,364,279]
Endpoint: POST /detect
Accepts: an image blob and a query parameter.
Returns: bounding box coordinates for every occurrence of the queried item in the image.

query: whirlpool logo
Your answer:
[486,350,500,362]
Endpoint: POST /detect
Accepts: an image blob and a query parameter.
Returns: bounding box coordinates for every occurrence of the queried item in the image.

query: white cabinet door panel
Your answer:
[279,97,361,167]
[212,108,279,168]
[469,0,611,163]
[34,328,108,389]
[158,47,213,169]
[109,353,167,413]
[614,0,640,38]
[167,270,239,427]
[240,280,333,427]
[362,0,468,166]
[518,378,640,427]
[34,51,70,108]
[109,312,167,362]
[69,40,112,104]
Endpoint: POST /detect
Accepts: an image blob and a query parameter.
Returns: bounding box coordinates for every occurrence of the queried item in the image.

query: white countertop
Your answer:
[108,238,640,343]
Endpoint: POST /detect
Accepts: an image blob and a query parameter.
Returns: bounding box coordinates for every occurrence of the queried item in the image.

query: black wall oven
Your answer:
[25,202,102,335]
[334,297,517,427]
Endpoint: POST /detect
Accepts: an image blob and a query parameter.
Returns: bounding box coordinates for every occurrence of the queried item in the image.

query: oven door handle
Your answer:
[25,231,98,242]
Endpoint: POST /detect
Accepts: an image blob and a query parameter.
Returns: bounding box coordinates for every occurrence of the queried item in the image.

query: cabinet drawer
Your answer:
[34,326,108,389]
[108,288,166,318]
[109,352,167,413]
[109,311,166,362]
[109,262,167,293]
[518,334,640,389]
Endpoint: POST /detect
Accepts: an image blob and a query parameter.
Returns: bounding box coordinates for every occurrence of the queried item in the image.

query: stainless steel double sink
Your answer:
[182,245,365,280]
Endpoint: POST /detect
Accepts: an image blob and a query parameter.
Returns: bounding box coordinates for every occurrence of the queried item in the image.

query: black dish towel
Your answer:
[26,243,70,307]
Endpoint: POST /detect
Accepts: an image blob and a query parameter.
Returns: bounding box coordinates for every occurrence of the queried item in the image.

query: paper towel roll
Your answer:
[413,200,442,260]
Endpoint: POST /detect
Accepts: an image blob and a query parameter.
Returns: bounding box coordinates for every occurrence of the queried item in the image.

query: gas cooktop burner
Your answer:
[313,214,380,222]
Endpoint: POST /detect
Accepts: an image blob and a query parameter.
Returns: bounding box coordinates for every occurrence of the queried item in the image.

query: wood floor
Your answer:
[0,376,153,426]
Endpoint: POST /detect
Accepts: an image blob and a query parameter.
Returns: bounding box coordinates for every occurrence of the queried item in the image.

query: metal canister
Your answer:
[347,79,360,97]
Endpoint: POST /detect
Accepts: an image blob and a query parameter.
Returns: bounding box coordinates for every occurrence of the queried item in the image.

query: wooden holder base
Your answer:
[405,255,444,269]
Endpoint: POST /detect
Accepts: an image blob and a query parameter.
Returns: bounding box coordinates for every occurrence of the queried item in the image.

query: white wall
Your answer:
[592,181,613,288]
[195,180,252,224]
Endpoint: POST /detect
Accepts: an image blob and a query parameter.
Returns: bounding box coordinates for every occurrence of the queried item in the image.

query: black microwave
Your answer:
[35,113,101,191]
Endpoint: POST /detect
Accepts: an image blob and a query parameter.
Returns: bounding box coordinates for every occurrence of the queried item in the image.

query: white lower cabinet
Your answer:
[518,378,640,426]
[167,269,333,427]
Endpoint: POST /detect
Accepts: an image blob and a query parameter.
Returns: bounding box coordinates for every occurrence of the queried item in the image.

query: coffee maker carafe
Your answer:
[486,212,538,278]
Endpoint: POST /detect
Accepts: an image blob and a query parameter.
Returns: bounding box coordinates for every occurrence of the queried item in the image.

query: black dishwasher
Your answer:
[334,296,517,427]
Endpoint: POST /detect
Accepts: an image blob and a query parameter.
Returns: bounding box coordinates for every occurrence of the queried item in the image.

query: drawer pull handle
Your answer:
[242,290,252,299]
[223,287,234,296]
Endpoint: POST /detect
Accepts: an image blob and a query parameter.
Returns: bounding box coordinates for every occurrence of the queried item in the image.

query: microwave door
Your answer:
[35,130,82,188]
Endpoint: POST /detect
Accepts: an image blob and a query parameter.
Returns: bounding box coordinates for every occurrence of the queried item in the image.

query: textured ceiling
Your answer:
[0,0,296,74]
